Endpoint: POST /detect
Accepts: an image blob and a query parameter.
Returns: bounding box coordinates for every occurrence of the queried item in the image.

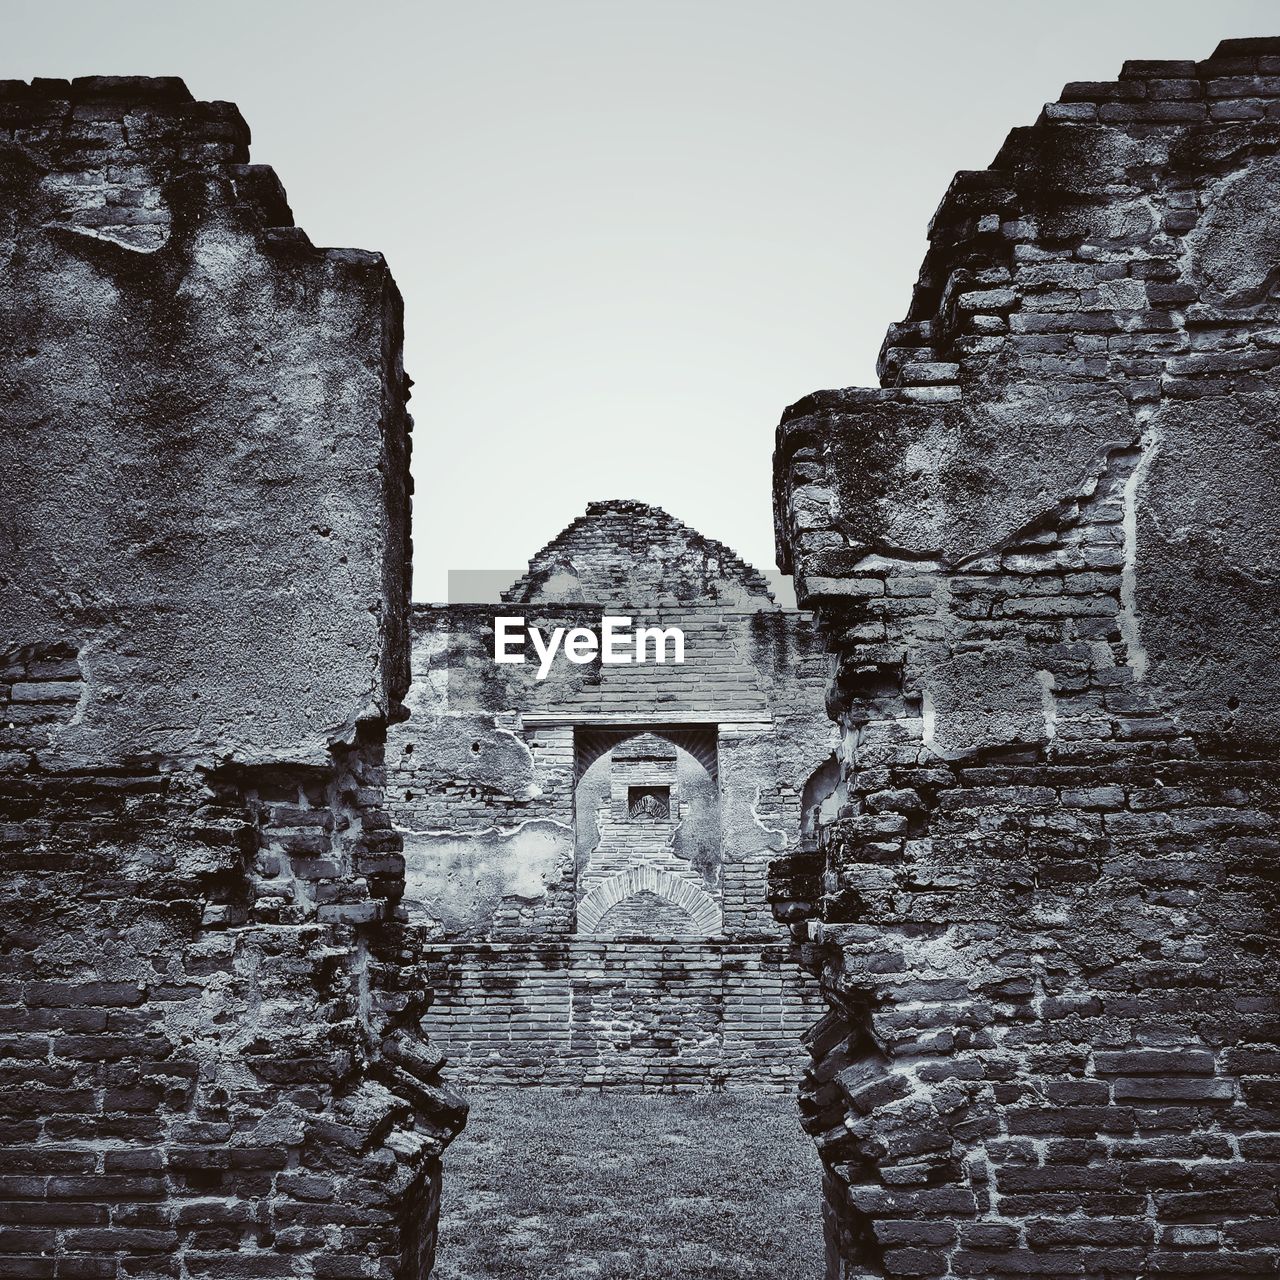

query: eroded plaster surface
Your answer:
[0,77,456,1280]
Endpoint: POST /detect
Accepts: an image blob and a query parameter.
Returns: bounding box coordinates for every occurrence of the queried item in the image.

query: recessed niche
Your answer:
[628,785,670,819]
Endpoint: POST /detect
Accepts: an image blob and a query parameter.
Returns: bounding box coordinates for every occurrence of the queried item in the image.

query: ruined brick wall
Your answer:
[0,78,461,1280]
[389,503,832,1088]
[772,39,1280,1279]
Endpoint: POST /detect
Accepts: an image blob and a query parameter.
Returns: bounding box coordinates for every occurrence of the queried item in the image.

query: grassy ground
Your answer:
[432,1089,825,1280]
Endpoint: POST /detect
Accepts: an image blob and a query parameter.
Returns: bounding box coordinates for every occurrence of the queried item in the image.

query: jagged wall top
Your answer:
[0,76,300,250]
[862,36,1280,393]
[503,499,778,609]
[0,75,412,768]
[773,37,1280,740]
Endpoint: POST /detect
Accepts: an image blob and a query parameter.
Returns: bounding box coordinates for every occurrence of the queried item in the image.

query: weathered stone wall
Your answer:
[389,502,833,1088]
[391,603,829,938]
[0,78,461,1280]
[0,77,410,767]
[773,39,1280,1280]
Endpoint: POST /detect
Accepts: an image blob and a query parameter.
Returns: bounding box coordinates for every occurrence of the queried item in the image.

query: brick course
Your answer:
[418,941,821,1092]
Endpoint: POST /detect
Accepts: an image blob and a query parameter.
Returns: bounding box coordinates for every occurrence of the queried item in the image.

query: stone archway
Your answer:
[573,726,722,892]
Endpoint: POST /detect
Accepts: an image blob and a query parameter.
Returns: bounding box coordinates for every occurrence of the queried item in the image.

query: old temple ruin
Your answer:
[388,499,831,1088]
[3,32,1280,1280]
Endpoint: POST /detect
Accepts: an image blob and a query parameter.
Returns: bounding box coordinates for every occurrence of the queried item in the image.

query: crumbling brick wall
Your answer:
[773,39,1280,1280]
[0,77,462,1280]
[390,502,833,1088]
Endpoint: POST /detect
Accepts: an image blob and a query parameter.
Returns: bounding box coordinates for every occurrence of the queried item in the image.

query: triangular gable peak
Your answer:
[502,499,777,609]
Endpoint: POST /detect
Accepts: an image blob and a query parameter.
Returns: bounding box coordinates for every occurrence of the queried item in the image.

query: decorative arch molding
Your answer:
[575,725,718,784]
[575,865,722,937]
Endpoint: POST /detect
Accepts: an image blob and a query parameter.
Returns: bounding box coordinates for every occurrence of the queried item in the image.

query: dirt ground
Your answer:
[432,1088,825,1280]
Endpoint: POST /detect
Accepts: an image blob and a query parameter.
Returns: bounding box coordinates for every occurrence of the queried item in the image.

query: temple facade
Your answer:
[388,500,834,1088]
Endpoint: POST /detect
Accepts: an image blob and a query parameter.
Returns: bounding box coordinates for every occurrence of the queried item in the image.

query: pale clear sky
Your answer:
[4,1,1276,600]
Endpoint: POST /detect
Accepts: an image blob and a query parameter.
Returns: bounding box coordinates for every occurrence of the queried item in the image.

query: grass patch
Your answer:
[434,1089,824,1280]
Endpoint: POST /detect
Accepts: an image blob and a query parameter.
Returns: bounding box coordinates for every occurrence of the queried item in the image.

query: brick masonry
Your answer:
[773,38,1280,1280]
[418,941,817,1091]
[388,501,833,1089]
[0,78,463,1280]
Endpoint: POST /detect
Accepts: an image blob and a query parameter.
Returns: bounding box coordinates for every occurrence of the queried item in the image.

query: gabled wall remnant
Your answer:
[0,77,461,1280]
[774,39,1280,1280]
[391,501,833,1088]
